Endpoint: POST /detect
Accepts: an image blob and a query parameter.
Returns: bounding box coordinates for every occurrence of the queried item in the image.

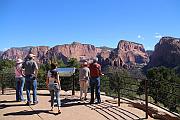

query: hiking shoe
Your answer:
[26,102,31,106]
[33,101,38,105]
[89,101,94,104]
[20,99,26,102]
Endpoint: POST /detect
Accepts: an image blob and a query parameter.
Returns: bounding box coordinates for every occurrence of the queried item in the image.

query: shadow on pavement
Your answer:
[85,102,144,120]
[0,103,25,109]
[3,109,59,116]
[61,98,89,107]
[0,100,18,103]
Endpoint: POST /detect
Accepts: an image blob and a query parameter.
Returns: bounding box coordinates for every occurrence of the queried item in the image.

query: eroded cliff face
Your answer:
[1,47,31,60]
[110,40,148,67]
[0,41,149,68]
[147,37,180,68]
[29,46,50,63]
[47,42,99,62]
[0,42,101,63]
[1,46,49,64]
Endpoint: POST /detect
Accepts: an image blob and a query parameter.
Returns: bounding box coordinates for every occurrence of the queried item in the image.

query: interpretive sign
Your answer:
[55,67,76,77]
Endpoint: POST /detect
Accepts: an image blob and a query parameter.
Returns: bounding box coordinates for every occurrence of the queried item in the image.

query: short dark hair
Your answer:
[50,63,58,79]
[50,63,57,70]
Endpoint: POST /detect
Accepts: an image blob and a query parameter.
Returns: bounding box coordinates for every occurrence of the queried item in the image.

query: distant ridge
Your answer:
[97,46,114,51]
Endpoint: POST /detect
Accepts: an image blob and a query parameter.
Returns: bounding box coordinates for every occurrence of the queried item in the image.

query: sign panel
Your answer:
[55,67,76,77]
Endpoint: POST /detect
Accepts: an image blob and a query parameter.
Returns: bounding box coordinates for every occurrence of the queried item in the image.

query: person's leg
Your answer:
[95,77,101,103]
[84,80,88,100]
[25,77,31,105]
[90,78,95,103]
[20,77,25,101]
[15,78,20,101]
[32,79,38,104]
[50,90,54,110]
[79,80,83,100]
[82,80,86,94]
[53,83,61,113]
[55,89,61,113]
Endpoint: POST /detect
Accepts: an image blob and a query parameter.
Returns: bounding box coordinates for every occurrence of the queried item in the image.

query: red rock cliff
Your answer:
[147,36,180,68]
[110,40,148,66]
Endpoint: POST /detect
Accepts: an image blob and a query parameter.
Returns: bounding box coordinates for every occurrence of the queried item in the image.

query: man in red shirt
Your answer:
[89,57,102,104]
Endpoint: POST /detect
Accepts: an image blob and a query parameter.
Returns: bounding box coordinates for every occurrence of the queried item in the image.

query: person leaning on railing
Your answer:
[89,57,104,104]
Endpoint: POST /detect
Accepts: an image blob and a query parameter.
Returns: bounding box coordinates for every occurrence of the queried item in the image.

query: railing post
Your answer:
[118,75,120,106]
[145,79,148,119]
[1,74,5,95]
[72,74,75,95]
[118,88,120,106]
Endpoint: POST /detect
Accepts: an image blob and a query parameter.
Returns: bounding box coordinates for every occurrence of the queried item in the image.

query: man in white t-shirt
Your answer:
[79,61,90,100]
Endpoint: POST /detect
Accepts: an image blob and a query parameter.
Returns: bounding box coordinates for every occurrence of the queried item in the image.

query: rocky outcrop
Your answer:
[47,42,100,62]
[1,47,32,60]
[0,42,102,64]
[0,51,3,57]
[110,40,148,67]
[0,41,149,68]
[146,50,153,57]
[147,37,180,68]
[29,46,50,63]
[1,46,49,64]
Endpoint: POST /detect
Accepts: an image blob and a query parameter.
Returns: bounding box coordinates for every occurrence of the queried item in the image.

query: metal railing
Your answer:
[100,73,149,118]
[0,72,179,119]
[0,73,15,94]
[100,73,180,119]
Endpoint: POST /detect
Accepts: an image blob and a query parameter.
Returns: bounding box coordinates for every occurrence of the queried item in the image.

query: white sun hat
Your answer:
[16,58,23,64]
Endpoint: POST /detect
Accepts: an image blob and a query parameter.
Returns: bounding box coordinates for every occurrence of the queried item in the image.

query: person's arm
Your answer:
[46,78,49,89]
[57,74,61,85]
[98,64,104,76]
[46,72,49,88]
[21,68,25,77]
[34,62,38,77]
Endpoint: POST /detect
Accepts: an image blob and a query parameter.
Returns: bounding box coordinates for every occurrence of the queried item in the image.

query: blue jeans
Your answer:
[15,77,25,101]
[90,77,101,103]
[25,76,37,103]
[48,83,61,107]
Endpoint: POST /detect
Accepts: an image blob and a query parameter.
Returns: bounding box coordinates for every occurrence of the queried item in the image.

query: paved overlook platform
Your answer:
[0,89,179,120]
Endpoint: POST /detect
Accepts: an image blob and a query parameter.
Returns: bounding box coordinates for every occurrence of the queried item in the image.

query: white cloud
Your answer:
[155,35,162,39]
[3,48,8,51]
[137,35,144,39]
[154,33,162,39]
[137,35,141,38]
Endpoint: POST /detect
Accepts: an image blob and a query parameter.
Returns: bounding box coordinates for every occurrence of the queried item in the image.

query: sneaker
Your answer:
[26,102,31,106]
[20,99,26,102]
[33,101,38,105]
[96,99,101,104]
[50,107,53,111]
[58,109,61,114]
[89,101,94,104]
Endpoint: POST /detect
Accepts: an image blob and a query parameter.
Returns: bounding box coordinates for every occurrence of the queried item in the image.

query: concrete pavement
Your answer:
[0,89,179,120]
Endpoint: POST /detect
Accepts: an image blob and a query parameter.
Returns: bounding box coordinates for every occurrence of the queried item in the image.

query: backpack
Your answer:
[89,63,101,77]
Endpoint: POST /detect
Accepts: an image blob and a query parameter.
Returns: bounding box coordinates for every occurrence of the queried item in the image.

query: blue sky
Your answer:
[0,0,180,51]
